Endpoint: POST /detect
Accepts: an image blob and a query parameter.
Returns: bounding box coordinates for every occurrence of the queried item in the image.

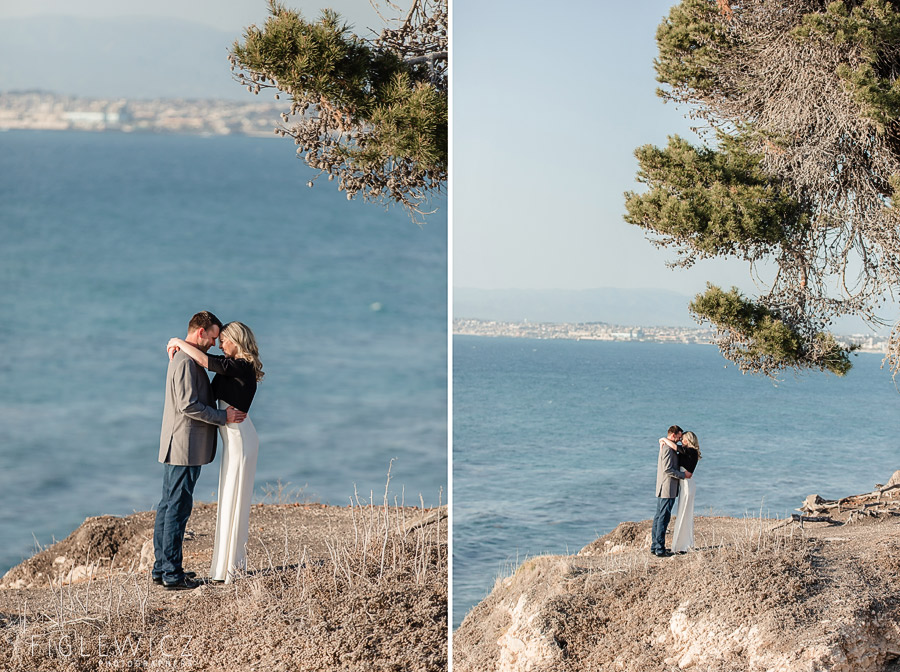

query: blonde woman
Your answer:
[659,431,701,553]
[168,321,264,583]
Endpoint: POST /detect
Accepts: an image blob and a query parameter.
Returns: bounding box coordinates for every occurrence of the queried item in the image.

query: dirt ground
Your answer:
[455,501,900,672]
[0,502,447,672]
[0,502,388,589]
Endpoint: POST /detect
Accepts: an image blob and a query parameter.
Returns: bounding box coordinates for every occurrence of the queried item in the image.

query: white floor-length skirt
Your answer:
[210,399,259,583]
[672,477,695,553]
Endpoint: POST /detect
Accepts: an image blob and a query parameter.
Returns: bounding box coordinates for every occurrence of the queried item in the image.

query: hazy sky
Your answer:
[0,0,824,301]
[453,0,757,295]
[0,0,385,35]
[0,1,403,100]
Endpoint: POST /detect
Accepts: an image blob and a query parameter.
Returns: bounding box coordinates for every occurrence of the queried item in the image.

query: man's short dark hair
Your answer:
[188,311,223,333]
[668,425,683,436]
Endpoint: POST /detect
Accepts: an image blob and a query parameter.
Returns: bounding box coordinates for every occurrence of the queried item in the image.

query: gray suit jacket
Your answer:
[656,442,684,498]
[158,350,227,466]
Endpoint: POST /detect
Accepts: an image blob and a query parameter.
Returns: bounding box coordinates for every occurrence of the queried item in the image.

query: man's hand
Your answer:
[226,406,247,424]
[684,471,692,479]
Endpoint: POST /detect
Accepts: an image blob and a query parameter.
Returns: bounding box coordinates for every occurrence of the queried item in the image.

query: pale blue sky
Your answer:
[0,0,384,34]
[452,0,756,295]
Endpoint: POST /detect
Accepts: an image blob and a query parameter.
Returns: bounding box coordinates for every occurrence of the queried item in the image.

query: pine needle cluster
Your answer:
[229,0,447,222]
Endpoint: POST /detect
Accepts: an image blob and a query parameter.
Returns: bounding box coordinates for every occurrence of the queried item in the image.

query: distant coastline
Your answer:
[0,90,282,136]
[453,317,888,353]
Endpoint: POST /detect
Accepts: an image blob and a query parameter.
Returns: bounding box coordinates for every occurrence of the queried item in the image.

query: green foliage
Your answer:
[654,0,731,96]
[690,286,854,376]
[796,0,900,130]
[232,6,398,117]
[625,0,900,377]
[624,134,807,261]
[344,73,448,173]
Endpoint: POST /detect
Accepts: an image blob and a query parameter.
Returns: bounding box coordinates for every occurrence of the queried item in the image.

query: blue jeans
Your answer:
[152,464,201,583]
[651,497,676,553]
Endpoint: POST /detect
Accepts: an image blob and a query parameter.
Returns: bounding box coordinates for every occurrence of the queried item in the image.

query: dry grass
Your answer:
[0,475,447,672]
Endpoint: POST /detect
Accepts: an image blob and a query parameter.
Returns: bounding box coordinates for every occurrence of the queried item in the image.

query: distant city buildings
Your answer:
[0,90,283,136]
[453,318,888,353]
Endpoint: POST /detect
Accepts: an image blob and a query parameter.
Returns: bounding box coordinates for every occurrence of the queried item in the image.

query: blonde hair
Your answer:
[221,321,265,382]
[682,431,701,458]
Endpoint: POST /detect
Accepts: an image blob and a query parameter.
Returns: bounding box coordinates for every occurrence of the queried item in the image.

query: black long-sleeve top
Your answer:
[208,354,257,413]
[677,446,700,473]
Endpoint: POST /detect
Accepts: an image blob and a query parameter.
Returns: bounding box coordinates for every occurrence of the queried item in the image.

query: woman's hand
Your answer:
[167,338,183,361]
[166,337,209,368]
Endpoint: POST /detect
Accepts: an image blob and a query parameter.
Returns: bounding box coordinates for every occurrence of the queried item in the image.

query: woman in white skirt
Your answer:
[168,322,264,583]
[660,431,701,554]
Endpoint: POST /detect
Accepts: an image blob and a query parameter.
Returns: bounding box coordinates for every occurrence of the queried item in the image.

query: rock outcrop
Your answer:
[455,507,900,671]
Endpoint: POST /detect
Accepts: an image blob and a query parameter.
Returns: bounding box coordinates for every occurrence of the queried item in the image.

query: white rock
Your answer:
[496,594,560,672]
[138,538,154,573]
[64,564,94,584]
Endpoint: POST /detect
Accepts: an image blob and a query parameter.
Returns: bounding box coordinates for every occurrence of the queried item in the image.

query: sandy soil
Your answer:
[0,502,447,671]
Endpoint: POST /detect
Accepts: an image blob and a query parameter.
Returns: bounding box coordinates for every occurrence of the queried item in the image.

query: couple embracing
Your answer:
[651,424,701,558]
[153,311,265,590]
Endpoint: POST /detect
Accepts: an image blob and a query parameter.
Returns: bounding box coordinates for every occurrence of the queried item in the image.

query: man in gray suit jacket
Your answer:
[152,311,246,590]
[651,425,691,557]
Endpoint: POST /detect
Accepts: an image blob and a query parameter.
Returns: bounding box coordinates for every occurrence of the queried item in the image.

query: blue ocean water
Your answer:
[452,335,900,627]
[0,130,446,574]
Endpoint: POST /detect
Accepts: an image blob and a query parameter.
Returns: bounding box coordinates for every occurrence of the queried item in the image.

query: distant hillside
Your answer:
[453,288,698,327]
[0,16,248,101]
[454,287,890,335]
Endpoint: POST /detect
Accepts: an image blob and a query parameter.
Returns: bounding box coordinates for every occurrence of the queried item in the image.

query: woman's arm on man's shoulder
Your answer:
[167,338,209,368]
